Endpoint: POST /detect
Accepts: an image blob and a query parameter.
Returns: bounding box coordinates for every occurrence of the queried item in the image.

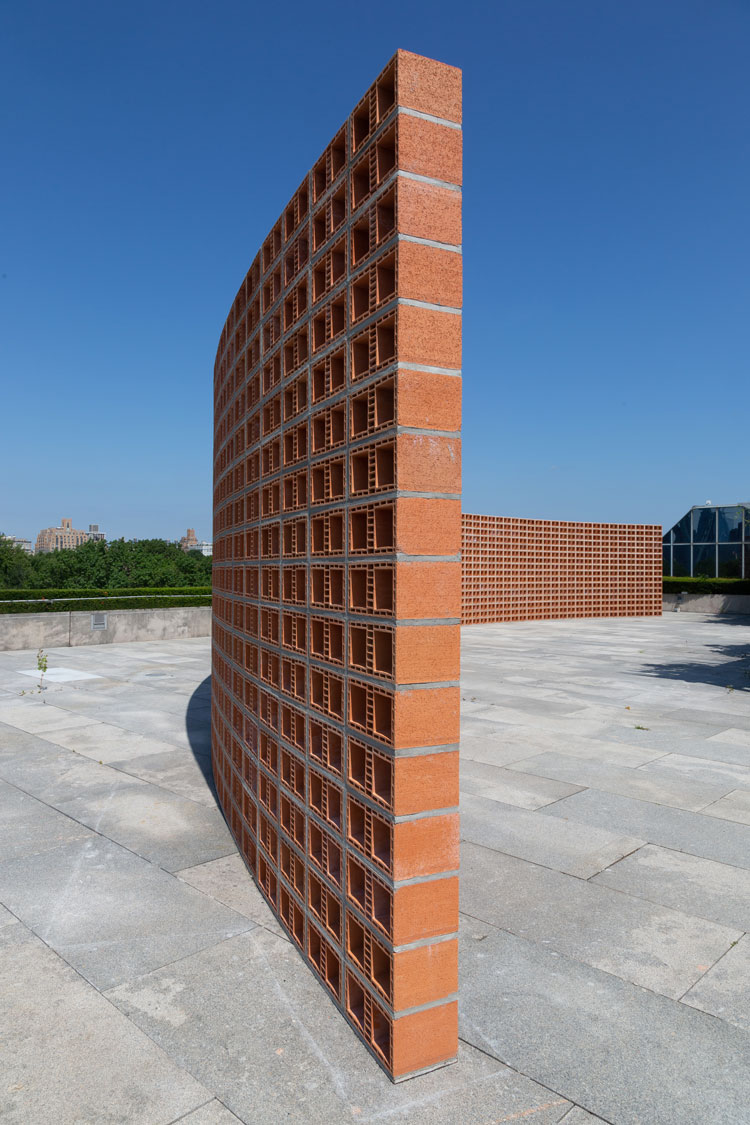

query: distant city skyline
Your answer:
[1,514,212,549]
[1,2,748,537]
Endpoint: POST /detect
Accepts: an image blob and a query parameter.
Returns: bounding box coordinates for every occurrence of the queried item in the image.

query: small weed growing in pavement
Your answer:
[19,649,49,697]
[634,725,649,730]
[37,649,48,694]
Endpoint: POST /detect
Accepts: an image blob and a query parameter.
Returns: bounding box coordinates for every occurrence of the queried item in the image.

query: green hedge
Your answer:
[663,577,750,596]
[0,595,211,614]
[0,586,211,601]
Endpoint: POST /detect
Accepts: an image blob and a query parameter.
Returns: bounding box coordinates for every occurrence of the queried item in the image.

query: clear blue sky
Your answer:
[2,1,748,543]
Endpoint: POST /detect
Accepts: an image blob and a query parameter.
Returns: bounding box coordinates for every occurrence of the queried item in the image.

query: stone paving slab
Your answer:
[461,791,644,878]
[460,759,582,809]
[545,787,750,868]
[511,751,730,811]
[601,726,750,767]
[460,842,740,999]
[0,921,211,1125]
[709,726,750,747]
[0,737,148,805]
[660,707,750,731]
[0,698,99,734]
[107,927,574,1125]
[592,843,750,931]
[37,720,186,761]
[558,1110,610,1124]
[459,920,750,1125]
[681,934,750,1031]
[0,835,252,989]
[54,777,235,871]
[702,788,750,825]
[106,748,218,807]
[0,777,93,862]
[638,751,750,790]
[176,854,287,938]
[175,1103,244,1124]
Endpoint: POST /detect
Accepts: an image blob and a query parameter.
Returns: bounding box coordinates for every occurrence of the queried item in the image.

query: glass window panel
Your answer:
[662,546,671,575]
[671,513,692,543]
[692,507,717,543]
[672,545,691,577]
[692,544,716,577]
[745,544,750,577]
[745,508,750,542]
[717,544,742,578]
[662,531,671,545]
[717,506,743,542]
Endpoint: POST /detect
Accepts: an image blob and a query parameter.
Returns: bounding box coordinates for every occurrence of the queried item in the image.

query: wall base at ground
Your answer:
[663,594,750,616]
[0,607,212,650]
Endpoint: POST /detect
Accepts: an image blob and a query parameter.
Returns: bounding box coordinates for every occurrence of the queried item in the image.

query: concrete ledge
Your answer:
[663,593,750,616]
[0,606,212,650]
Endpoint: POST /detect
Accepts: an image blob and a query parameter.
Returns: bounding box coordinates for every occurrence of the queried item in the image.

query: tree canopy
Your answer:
[0,536,211,589]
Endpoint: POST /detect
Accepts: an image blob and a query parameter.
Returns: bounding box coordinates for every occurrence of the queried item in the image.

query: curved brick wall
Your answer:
[212,51,462,1080]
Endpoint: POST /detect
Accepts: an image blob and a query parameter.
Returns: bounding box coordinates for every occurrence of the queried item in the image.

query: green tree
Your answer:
[0,537,211,590]
[0,536,33,587]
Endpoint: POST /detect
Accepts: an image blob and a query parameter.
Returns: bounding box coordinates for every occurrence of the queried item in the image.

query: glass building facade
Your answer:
[663,505,750,578]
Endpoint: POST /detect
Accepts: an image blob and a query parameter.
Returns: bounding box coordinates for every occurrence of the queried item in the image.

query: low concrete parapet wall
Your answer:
[663,593,750,616]
[0,606,212,650]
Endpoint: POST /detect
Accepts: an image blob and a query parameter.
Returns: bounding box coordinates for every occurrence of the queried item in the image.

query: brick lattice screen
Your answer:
[212,51,462,1080]
[462,514,662,624]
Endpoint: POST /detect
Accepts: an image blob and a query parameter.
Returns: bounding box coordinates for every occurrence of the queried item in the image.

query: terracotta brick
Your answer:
[395,498,461,556]
[392,874,458,945]
[393,750,459,816]
[395,560,461,619]
[397,177,462,246]
[393,812,459,880]
[392,939,458,1013]
[393,624,460,684]
[397,371,461,433]
[397,113,463,186]
[396,49,462,124]
[397,241,462,308]
[397,304,461,370]
[391,1001,458,1078]
[393,686,460,748]
[396,433,461,496]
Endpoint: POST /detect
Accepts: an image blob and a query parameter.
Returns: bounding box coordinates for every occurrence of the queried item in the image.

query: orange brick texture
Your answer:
[461,514,662,624]
[211,51,461,1081]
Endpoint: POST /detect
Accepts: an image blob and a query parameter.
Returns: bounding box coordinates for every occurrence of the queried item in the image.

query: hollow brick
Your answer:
[392,686,460,749]
[394,561,461,619]
[396,177,462,246]
[395,49,462,124]
[397,304,462,371]
[395,433,461,496]
[396,241,463,308]
[393,623,460,684]
[396,114,463,186]
[395,498,461,556]
[396,371,461,433]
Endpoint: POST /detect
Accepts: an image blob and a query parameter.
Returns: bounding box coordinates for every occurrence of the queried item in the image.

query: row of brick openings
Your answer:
[212,50,462,1081]
[461,515,663,624]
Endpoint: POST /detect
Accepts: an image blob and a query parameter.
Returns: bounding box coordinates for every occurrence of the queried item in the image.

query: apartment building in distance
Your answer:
[1,535,34,554]
[179,528,212,555]
[35,518,103,554]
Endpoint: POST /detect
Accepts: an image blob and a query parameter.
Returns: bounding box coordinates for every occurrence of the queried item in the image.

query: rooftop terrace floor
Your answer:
[0,614,749,1124]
